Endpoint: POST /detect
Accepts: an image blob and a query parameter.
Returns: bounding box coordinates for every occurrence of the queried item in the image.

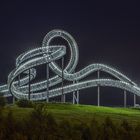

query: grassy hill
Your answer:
[1,103,140,139]
[4,103,140,125]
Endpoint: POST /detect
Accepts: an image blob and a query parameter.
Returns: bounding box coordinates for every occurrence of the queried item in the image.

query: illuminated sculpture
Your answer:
[0,29,139,106]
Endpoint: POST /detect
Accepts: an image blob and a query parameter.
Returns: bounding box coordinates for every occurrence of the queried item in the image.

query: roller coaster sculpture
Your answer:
[0,29,140,106]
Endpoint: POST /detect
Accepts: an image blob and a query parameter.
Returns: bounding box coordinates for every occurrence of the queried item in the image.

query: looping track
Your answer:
[0,29,140,101]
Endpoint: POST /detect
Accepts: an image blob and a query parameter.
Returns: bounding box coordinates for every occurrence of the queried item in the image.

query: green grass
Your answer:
[3,103,140,125]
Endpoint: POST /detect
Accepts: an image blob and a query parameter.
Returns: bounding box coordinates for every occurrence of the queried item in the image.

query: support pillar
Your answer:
[77,90,79,104]
[28,69,31,100]
[97,86,100,106]
[46,63,49,102]
[72,81,75,104]
[72,70,75,104]
[72,80,79,104]
[124,90,127,107]
[134,94,136,107]
[97,70,100,106]
[13,96,15,104]
[18,75,20,87]
[72,92,75,104]
[61,57,65,102]
[73,91,79,104]
[17,74,20,103]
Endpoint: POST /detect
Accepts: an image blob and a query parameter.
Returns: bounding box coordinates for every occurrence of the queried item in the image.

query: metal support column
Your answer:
[46,63,49,102]
[61,57,65,102]
[73,91,79,104]
[97,86,100,106]
[13,95,15,104]
[97,70,100,106]
[73,80,79,104]
[18,75,20,87]
[134,94,136,107]
[72,93,75,104]
[14,74,20,104]
[77,89,79,104]
[124,90,127,107]
[28,69,31,100]
[72,80,75,104]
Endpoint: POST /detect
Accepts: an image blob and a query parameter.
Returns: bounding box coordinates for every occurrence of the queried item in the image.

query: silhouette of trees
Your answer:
[16,99,33,108]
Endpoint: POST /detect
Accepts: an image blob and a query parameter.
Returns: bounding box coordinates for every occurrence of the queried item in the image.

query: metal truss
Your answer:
[0,29,140,104]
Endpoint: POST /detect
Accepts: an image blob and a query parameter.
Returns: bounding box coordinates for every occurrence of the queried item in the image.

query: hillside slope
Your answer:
[4,103,140,125]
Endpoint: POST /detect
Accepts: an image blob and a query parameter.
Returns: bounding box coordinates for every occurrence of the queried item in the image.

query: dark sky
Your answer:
[0,1,140,106]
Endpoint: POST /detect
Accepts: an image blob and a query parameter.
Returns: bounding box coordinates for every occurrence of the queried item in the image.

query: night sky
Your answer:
[0,1,140,106]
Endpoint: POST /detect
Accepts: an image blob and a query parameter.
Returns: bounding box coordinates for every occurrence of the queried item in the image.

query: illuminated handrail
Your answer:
[0,29,139,101]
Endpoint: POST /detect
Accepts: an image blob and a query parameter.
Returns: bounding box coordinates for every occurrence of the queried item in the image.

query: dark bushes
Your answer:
[0,95,6,107]
[0,104,140,140]
[16,99,33,108]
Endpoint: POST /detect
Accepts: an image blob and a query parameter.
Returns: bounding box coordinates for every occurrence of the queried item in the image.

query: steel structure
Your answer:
[0,29,140,105]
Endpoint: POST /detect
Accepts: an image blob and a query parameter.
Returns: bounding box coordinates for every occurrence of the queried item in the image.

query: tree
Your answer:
[26,103,58,139]
[16,99,33,108]
[118,119,134,140]
[100,117,118,140]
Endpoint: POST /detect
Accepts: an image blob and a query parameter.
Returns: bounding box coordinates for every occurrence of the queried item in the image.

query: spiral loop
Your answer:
[0,29,140,101]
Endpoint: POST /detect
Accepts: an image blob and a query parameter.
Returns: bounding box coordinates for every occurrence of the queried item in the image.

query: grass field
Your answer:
[3,103,140,125]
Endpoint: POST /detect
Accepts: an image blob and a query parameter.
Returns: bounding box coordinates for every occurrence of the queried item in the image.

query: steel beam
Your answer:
[124,90,127,107]
[28,69,31,100]
[72,80,79,104]
[1,29,140,106]
[46,63,49,102]
[18,75,20,87]
[97,70,100,106]
[77,90,79,104]
[61,57,65,102]
[13,95,15,104]
[134,94,136,107]
[72,81,75,104]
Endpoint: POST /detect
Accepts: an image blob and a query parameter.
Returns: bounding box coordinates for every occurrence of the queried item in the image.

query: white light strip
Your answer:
[0,29,139,100]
